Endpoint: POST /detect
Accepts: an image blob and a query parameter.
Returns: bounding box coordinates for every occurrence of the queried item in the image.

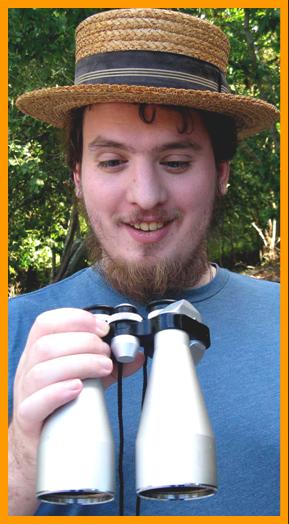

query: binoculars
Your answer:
[36,299,217,506]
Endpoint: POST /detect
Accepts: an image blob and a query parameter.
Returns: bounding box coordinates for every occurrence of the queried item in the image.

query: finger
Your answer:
[103,351,145,388]
[23,353,113,396]
[25,308,109,350]
[17,379,83,436]
[28,332,111,366]
[16,308,110,376]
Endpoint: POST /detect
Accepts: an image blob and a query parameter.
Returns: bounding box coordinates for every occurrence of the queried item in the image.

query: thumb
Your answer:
[102,351,145,388]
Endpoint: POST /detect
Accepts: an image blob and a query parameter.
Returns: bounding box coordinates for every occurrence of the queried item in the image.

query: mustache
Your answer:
[118,209,182,224]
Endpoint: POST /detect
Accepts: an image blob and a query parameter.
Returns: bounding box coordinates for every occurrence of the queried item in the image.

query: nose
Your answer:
[126,159,168,210]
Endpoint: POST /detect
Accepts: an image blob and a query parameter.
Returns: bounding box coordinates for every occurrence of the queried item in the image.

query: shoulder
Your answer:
[226,269,279,298]
[9,265,128,327]
[9,267,95,313]
[219,269,279,321]
[9,268,101,379]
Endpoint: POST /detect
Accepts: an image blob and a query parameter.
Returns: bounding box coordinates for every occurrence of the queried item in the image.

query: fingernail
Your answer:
[95,319,110,336]
[101,357,113,372]
[66,379,82,391]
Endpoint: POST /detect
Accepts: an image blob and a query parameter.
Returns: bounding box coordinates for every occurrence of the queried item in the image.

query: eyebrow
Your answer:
[88,137,133,152]
[156,141,202,153]
[87,136,202,153]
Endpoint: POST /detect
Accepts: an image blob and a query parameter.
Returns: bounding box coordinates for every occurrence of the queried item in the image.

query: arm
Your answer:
[9,423,40,515]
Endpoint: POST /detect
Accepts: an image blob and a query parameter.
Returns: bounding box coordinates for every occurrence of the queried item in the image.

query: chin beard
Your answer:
[85,228,209,304]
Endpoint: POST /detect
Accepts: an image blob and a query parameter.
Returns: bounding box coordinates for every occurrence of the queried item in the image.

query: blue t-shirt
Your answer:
[8,266,280,516]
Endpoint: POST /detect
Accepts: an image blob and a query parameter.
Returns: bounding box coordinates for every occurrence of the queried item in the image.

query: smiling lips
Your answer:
[124,212,180,233]
[123,219,175,245]
[129,221,165,232]
[123,221,170,245]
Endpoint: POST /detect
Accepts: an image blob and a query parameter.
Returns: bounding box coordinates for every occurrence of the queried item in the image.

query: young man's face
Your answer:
[74,103,229,299]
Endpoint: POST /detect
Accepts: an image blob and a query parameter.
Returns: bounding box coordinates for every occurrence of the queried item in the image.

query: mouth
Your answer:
[122,218,176,245]
[128,221,167,232]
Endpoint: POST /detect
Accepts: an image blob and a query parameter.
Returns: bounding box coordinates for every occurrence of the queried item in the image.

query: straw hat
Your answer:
[16,8,279,139]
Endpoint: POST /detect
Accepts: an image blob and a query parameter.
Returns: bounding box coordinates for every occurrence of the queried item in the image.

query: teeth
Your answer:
[131,222,164,231]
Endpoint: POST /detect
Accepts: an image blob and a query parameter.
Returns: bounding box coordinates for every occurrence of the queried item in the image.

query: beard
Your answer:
[86,228,209,303]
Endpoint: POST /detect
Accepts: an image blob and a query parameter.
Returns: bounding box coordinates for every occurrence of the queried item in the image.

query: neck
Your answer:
[193,263,216,288]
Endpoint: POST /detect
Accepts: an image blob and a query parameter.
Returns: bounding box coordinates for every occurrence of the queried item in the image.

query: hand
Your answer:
[9,307,144,515]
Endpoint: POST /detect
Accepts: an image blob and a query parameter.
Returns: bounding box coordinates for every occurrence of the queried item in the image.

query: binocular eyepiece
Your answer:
[36,299,217,507]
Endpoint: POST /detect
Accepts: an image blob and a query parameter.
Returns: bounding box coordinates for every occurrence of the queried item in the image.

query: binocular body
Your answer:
[36,299,217,505]
[37,378,114,504]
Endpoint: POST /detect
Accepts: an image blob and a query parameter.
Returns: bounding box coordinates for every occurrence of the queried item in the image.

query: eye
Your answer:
[97,158,128,170]
[160,157,192,173]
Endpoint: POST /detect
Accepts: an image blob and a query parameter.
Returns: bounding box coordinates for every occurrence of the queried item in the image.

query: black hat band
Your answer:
[75,50,230,94]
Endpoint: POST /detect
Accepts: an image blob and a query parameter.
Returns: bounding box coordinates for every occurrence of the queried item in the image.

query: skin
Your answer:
[9,103,229,515]
[74,104,229,288]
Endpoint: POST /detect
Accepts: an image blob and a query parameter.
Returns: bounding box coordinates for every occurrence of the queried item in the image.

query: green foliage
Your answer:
[9,8,280,292]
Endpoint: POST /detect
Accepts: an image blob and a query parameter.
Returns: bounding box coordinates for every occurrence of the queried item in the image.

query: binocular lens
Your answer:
[38,490,114,505]
[138,484,217,500]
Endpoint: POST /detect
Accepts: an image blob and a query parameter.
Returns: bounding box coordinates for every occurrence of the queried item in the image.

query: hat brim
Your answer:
[16,83,279,140]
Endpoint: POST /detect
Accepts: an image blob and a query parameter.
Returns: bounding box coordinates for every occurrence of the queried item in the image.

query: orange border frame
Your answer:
[1,2,288,523]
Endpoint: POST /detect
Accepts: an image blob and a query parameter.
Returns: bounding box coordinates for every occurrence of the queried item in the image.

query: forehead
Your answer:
[82,103,210,145]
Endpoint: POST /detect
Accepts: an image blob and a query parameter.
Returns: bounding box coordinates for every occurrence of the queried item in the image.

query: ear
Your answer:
[217,161,230,196]
[73,163,82,198]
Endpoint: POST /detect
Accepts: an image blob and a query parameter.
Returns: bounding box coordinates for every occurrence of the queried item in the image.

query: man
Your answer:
[9,8,280,516]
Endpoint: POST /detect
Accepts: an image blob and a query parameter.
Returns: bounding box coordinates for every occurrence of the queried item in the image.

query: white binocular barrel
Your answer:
[136,299,217,500]
[36,307,115,505]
